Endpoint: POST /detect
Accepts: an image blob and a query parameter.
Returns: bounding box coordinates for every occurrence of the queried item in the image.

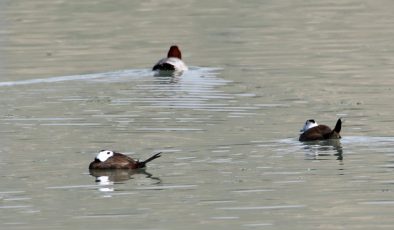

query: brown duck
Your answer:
[89,150,161,170]
[299,118,342,142]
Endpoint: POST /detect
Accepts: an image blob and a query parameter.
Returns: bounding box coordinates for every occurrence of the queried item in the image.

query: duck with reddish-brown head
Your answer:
[152,45,188,73]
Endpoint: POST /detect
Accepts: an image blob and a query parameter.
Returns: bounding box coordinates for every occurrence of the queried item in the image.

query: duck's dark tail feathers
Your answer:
[153,63,175,71]
[136,152,162,169]
[334,118,342,133]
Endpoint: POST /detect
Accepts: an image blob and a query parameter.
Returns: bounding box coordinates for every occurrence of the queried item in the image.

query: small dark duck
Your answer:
[299,118,342,142]
[89,150,161,170]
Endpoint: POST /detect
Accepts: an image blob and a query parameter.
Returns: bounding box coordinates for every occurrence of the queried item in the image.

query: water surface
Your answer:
[1,0,394,229]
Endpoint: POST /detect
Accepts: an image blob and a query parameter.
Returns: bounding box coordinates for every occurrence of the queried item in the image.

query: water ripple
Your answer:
[218,205,306,211]
[359,201,394,205]
[135,185,197,190]
[0,69,151,87]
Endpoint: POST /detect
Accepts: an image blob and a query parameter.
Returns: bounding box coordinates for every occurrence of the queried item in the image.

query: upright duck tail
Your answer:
[334,118,342,133]
[329,118,342,139]
[136,152,162,169]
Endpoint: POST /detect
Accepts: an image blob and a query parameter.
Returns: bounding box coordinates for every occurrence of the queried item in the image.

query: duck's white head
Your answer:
[96,150,114,162]
[300,119,318,132]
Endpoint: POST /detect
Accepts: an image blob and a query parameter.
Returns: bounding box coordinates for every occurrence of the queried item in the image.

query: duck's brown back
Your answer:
[89,153,138,170]
[299,125,332,141]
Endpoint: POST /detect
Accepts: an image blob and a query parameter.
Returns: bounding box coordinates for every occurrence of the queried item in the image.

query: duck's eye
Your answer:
[107,152,111,155]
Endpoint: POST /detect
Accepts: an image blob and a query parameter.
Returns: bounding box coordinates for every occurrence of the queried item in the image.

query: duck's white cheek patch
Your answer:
[301,122,319,132]
[300,125,308,132]
[307,123,318,130]
[96,151,114,162]
[97,155,108,162]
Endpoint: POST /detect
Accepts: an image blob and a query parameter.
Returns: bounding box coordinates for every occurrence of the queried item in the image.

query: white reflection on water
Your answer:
[277,138,343,159]
[0,69,151,87]
[0,67,266,132]
[89,168,161,184]
[109,67,242,112]
[359,201,394,205]
[0,190,34,214]
[278,136,394,161]
[218,205,306,211]
[0,66,222,88]
[341,136,394,145]
[135,185,197,190]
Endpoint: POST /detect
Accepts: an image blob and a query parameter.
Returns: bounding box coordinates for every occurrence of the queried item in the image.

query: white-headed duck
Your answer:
[299,119,342,141]
[89,150,161,170]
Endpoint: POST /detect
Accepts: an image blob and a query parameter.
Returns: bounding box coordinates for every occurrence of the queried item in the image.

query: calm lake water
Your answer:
[1,0,394,229]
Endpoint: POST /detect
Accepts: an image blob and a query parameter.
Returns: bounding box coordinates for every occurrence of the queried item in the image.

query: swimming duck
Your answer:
[299,118,342,141]
[89,150,161,170]
[152,45,188,72]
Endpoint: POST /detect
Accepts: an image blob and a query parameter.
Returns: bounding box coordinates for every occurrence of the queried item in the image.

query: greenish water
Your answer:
[1,1,394,229]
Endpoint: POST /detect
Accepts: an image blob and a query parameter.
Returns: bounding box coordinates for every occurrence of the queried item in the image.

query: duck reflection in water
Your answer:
[154,68,185,78]
[89,168,161,184]
[301,139,343,161]
[154,74,183,84]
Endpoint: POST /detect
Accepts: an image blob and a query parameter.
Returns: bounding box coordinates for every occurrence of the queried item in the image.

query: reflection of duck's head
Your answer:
[89,150,161,170]
[152,45,188,73]
[299,119,342,142]
[90,168,144,183]
[302,138,343,160]
[95,175,112,185]
[90,168,162,187]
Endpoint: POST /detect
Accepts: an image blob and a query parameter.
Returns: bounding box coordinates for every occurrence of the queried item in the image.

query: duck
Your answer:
[299,118,342,141]
[152,45,188,72]
[89,150,161,170]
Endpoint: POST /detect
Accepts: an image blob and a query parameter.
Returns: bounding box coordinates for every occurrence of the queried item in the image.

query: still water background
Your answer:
[1,0,394,229]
